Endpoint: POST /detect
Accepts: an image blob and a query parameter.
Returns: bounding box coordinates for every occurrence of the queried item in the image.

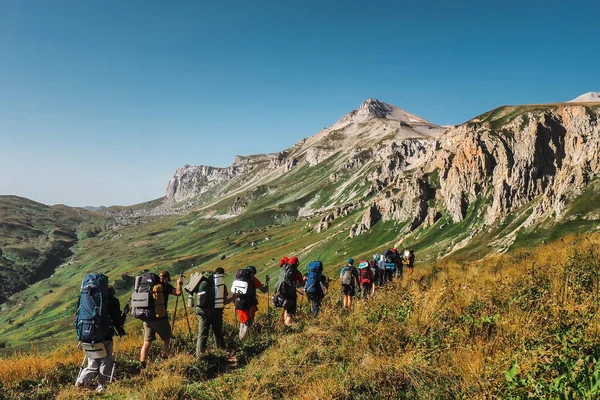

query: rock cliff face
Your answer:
[163,97,600,249]
[348,104,600,241]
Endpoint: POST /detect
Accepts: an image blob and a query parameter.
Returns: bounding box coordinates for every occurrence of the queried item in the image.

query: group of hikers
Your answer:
[73,248,415,392]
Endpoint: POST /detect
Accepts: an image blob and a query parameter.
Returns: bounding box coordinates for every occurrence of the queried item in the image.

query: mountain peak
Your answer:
[569,92,600,103]
[351,98,435,126]
[357,98,396,118]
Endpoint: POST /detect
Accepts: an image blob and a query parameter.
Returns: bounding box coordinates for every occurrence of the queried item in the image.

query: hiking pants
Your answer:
[361,283,372,299]
[386,270,394,283]
[76,340,113,386]
[395,265,403,279]
[378,270,386,286]
[196,310,224,356]
[308,294,323,318]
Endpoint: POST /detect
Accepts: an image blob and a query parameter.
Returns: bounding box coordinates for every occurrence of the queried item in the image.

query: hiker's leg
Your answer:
[212,311,225,349]
[97,341,113,386]
[76,356,100,386]
[196,315,210,356]
[140,341,150,363]
[284,297,297,326]
[141,321,156,363]
[154,318,172,358]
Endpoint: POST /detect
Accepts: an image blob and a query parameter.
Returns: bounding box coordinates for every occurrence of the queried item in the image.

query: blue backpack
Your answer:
[75,273,110,344]
[385,262,396,271]
[305,261,323,294]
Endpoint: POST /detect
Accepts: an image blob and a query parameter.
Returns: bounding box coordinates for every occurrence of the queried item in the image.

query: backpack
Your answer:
[275,263,298,299]
[305,261,323,294]
[383,249,395,263]
[358,261,371,285]
[131,272,166,321]
[341,266,354,286]
[75,273,110,344]
[403,250,415,266]
[233,269,257,310]
[385,262,396,271]
[185,272,215,315]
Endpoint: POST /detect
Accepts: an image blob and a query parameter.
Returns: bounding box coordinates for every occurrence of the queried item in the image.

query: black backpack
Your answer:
[383,249,395,263]
[131,272,165,321]
[234,269,257,310]
[275,263,297,299]
[75,273,110,344]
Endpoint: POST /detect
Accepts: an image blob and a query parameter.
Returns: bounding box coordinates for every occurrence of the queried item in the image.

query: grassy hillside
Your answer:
[1,232,599,399]
[0,196,103,304]
[2,171,600,349]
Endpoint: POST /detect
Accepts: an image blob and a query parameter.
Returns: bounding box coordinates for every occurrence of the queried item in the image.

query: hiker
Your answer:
[303,261,329,318]
[358,260,374,300]
[383,249,397,283]
[340,258,359,309]
[235,266,269,340]
[75,283,127,393]
[139,270,182,367]
[377,254,386,286]
[402,249,415,275]
[195,267,236,355]
[370,257,379,295]
[272,256,304,326]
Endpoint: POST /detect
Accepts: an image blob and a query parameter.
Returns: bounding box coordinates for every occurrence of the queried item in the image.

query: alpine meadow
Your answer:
[1,94,600,399]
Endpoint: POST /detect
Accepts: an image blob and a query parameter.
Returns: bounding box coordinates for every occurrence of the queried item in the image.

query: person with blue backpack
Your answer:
[303,261,329,318]
[340,258,359,310]
[75,277,127,393]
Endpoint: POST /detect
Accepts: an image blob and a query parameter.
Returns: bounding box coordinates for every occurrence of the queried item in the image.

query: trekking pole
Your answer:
[267,281,271,336]
[75,342,86,385]
[172,289,180,334]
[182,295,193,344]
[298,290,305,310]
[109,335,122,383]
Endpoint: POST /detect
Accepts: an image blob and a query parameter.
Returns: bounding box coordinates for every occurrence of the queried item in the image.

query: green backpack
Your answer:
[192,272,215,316]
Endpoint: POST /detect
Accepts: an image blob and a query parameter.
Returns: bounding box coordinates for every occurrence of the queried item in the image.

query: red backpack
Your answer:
[359,261,372,284]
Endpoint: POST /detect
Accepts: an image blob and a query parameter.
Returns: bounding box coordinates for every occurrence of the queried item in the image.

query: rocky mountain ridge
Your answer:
[163,96,600,252]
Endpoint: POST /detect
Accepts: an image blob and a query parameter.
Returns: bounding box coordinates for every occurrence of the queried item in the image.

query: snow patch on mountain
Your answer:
[569,92,600,103]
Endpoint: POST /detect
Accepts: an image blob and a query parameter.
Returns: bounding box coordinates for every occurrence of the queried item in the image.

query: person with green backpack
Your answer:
[191,267,236,355]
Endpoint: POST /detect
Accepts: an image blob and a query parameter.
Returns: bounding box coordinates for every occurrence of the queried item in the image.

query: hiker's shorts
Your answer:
[342,284,355,297]
[283,296,297,315]
[143,317,172,342]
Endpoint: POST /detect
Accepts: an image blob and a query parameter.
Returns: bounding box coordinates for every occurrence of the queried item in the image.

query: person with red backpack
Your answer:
[340,258,359,309]
[358,260,374,300]
[272,256,303,327]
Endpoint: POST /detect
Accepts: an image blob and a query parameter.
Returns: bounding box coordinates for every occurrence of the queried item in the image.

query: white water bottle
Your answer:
[214,273,224,309]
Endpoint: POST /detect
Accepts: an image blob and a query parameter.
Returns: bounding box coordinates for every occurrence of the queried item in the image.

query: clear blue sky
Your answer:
[0,0,598,207]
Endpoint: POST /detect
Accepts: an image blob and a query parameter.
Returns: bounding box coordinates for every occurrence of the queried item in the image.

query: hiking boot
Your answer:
[140,360,147,369]
[96,384,105,393]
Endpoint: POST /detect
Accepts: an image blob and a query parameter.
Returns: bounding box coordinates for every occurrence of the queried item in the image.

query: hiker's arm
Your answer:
[223,286,237,305]
[174,277,183,296]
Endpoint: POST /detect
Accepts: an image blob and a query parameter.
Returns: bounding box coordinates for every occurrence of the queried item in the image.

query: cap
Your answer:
[247,265,257,275]
[348,258,354,264]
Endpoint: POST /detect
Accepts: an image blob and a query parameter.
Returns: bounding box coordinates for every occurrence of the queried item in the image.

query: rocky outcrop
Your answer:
[269,152,298,171]
[165,164,246,203]
[350,104,600,239]
[433,106,600,225]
